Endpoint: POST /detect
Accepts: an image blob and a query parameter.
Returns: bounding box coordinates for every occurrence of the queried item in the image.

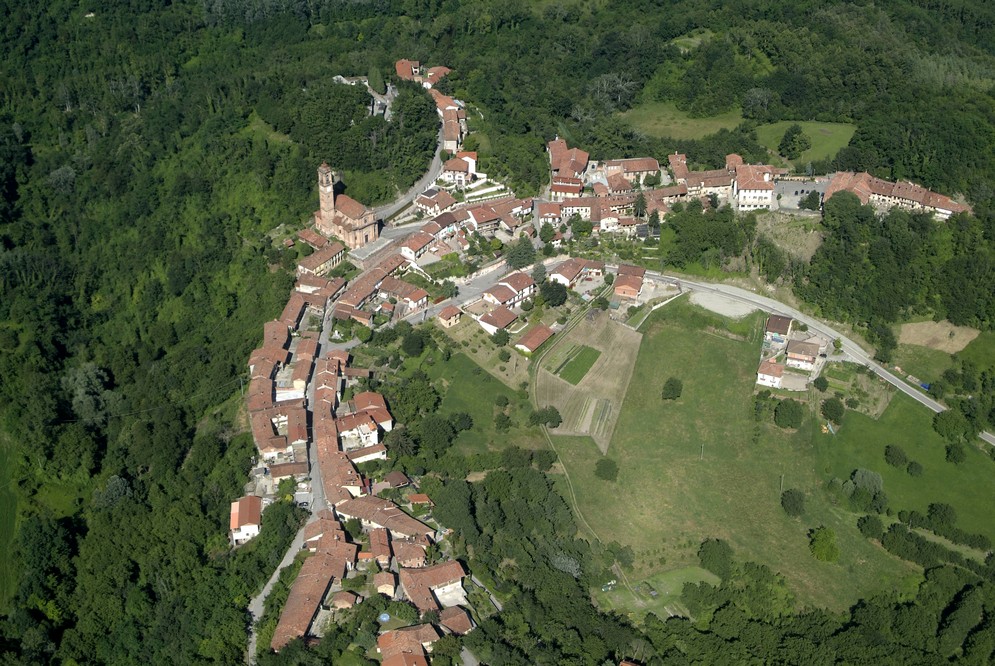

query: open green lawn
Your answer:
[0,443,18,612]
[556,346,602,385]
[755,121,856,163]
[891,344,954,384]
[553,302,919,613]
[957,330,995,370]
[621,101,743,140]
[425,353,543,454]
[816,394,995,543]
[593,566,718,621]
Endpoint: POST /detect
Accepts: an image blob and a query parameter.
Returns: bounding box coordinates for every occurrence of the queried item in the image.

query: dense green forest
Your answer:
[3,0,995,663]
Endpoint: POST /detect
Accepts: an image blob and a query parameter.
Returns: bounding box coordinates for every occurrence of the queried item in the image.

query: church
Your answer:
[314,163,379,249]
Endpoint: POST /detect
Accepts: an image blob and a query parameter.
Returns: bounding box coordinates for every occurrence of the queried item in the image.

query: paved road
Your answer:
[641,270,995,446]
[374,124,445,222]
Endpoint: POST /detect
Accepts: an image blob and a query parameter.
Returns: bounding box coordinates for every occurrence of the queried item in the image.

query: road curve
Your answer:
[641,270,995,447]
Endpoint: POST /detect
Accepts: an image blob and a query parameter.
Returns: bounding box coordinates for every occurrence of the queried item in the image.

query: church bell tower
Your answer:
[317,163,337,221]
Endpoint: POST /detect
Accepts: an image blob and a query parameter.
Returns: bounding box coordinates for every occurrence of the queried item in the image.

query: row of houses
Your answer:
[756,315,828,389]
[823,171,970,220]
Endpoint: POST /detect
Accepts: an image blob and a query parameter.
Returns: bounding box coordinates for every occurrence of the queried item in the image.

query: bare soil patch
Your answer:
[535,312,642,453]
[689,292,756,319]
[898,321,980,353]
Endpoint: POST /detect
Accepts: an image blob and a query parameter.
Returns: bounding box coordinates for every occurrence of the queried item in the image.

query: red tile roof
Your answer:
[515,325,554,352]
[758,360,785,378]
[230,495,262,530]
[439,606,474,635]
[480,306,517,330]
[439,305,462,320]
[334,495,433,538]
[765,315,792,335]
[398,561,465,611]
[334,194,369,221]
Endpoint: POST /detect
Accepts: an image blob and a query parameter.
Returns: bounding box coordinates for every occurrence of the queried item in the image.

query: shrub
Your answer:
[780,489,805,517]
[774,399,804,429]
[491,329,510,346]
[494,413,511,431]
[661,377,683,400]
[495,395,509,407]
[808,526,839,562]
[884,445,908,468]
[821,397,845,423]
[813,376,829,392]
[595,458,619,482]
[497,349,511,362]
[945,443,966,464]
[697,539,734,579]
[906,461,923,476]
[857,514,884,540]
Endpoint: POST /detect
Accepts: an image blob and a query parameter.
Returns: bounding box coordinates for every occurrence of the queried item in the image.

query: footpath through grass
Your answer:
[621,101,743,140]
[556,346,602,385]
[554,301,917,613]
[0,442,18,612]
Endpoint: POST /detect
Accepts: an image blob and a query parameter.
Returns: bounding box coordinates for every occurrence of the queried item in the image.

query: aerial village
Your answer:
[229,58,973,663]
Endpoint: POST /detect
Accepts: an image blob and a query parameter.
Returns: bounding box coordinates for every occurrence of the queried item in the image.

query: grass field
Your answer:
[555,346,602,385]
[0,442,18,612]
[957,330,995,370]
[424,352,543,454]
[816,394,995,543]
[755,121,856,163]
[594,566,719,619]
[891,344,954,384]
[553,301,919,612]
[621,101,743,140]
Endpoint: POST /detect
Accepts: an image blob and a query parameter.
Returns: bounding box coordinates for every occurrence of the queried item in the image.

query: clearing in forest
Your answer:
[536,312,641,453]
[755,120,856,163]
[620,101,743,140]
[897,320,979,353]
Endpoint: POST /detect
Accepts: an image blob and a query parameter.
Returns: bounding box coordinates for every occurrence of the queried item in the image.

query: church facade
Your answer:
[314,163,379,249]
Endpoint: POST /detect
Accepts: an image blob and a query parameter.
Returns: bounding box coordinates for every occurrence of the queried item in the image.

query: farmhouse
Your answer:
[415,189,457,216]
[550,257,605,288]
[604,157,660,183]
[334,495,433,539]
[437,305,462,328]
[536,202,562,224]
[515,325,554,354]
[764,315,793,346]
[478,306,517,334]
[297,241,347,277]
[614,274,643,300]
[756,359,785,389]
[482,272,535,307]
[230,495,262,546]
[314,164,379,250]
[440,152,479,188]
[547,137,589,180]
[733,164,775,211]
[786,339,821,371]
[399,560,467,612]
[399,232,435,261]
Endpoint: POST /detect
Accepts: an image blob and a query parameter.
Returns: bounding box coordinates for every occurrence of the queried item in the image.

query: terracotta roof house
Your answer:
[271,552,348,651]
[382,655,429,666]
[375,571,396,597]
[230,495,262,546]
[547,137,590,179]
[757,360,785,389]
[478,306,517,335]
[368,527,392,568]
[786,339,821,371]
[439,606,475,635]
[399,560,466,612]
[549,257,604,288]
[297,241,346,277]
[408,493,432,506]
[438,305,462,328]
[604,157,660,180]
[385,471,410,488]
[378,624,441,663]
[614,274,643,300]
[334,495,433,539]
[515,325,554,354]
[733,164,775,211]
[617,263,646,278]
[332,590,359,610]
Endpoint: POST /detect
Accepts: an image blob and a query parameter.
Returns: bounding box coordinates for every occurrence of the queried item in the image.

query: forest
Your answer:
[2,0,995,663]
